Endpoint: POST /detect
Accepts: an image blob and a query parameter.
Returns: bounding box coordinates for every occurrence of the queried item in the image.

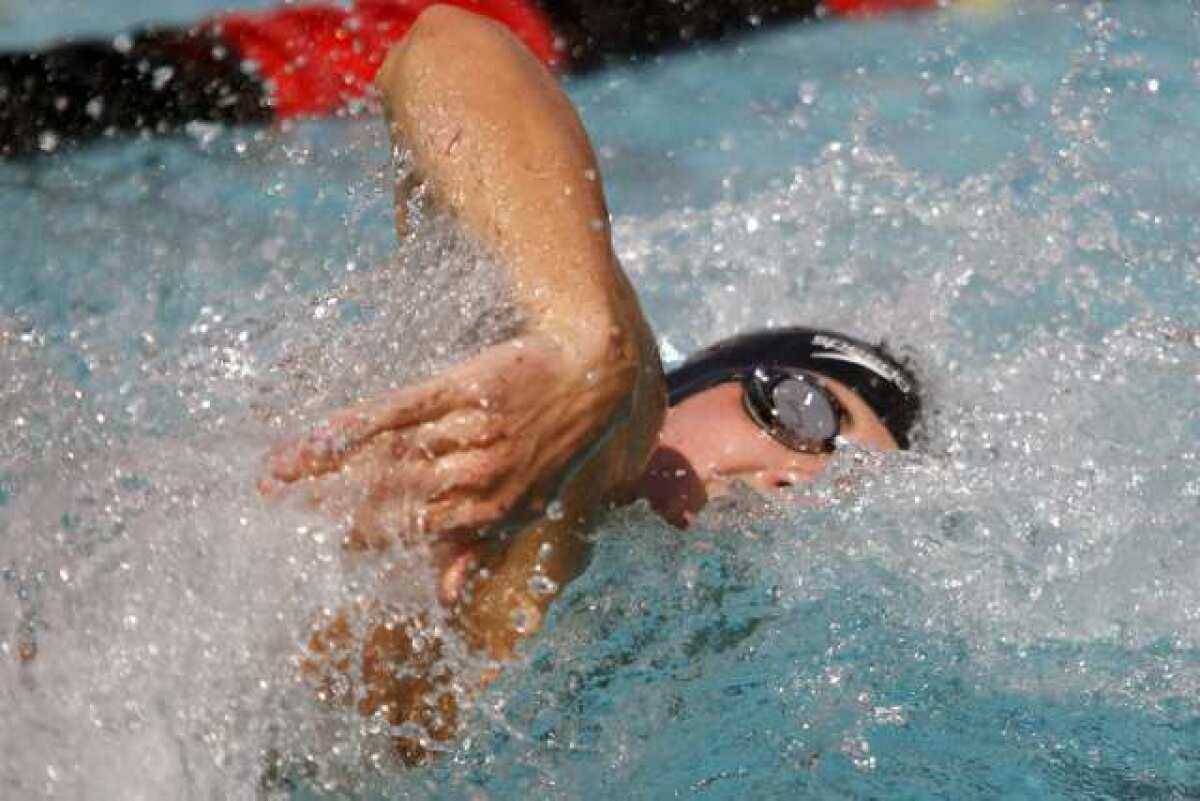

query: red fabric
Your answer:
[210,0,559,119]
[823,0,938,15]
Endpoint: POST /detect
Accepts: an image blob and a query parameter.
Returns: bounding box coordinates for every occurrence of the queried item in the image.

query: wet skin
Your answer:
[266,4,900,766]
[637,377,899,527]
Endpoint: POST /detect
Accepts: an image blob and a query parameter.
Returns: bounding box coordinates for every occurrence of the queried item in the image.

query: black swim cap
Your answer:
[666,327,922,449]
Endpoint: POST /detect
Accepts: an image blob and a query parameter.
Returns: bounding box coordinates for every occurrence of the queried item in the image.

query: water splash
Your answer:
[2,1,1199,798]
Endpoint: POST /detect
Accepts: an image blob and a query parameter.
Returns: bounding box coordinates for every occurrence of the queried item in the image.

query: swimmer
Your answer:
[0,0,939,158]
[265,4,921,765]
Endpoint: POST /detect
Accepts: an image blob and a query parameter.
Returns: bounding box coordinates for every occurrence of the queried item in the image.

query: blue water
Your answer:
[2,1,1199,799]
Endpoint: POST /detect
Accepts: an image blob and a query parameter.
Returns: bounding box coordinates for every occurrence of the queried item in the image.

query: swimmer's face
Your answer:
[637,376,897,526]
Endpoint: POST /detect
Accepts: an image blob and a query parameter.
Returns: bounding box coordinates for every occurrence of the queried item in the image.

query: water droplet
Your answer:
[509,607,531,634]
[528,574,558,596]
[151,66,175,91]
[873,705,906,726]
[658,336,683,365]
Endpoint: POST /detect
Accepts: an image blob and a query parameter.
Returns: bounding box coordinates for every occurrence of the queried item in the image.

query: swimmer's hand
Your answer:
[261,332,635,552]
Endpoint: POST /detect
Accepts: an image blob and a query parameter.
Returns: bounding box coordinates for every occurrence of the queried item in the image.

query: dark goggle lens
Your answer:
[743,369,842,453]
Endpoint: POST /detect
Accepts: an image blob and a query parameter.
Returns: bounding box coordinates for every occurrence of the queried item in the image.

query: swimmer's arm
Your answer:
[374,5,652,375]
[268,6,664,541]
[269,9,665,758]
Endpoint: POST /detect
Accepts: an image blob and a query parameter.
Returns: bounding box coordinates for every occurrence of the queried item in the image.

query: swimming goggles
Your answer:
[665,327,921,450]
[741,366,844,454]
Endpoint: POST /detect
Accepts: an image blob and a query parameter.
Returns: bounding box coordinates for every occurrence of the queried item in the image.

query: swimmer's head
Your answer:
[638,328,921,525]
[666,328,921,447]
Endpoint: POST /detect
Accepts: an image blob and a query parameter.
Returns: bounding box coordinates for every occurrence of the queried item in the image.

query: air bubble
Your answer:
[151,66,175,91]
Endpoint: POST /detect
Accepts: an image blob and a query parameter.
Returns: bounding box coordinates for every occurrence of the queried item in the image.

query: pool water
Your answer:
[2,1,1199,798]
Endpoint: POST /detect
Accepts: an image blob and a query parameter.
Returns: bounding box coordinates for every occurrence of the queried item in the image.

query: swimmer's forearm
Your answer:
[375,6,643,357]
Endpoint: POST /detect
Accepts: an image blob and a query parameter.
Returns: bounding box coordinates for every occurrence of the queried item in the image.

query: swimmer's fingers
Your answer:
[261,335,575,544]
[281,433,518,546]
[266,335,557,483]
[344,445,526,543]
[267,379,469,484]
[267,335,563,485]
[423,496,521,540]
[398,409,506,460]
[365,445,520,540]
[419,450,536,537]
[274,432,407,548]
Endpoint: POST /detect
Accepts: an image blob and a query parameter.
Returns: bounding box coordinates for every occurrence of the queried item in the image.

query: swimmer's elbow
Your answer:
[408,4,493,39]
[376,5,524,120]
[407,4,514,46]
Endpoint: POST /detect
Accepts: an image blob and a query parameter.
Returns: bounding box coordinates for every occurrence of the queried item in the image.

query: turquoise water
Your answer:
[2,1,1199,798]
